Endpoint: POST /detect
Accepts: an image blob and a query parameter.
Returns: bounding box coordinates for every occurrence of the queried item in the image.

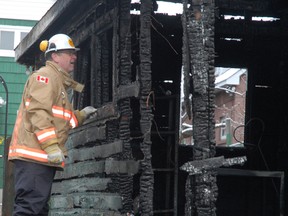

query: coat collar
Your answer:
[46,61,84,93]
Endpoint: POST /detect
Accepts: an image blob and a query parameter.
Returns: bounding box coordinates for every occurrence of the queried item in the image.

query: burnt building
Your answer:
[3,0,288,215]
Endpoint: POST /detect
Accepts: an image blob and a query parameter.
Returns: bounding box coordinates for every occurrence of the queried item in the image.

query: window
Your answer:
[0,25,32,57]
[179,67,247,147]
[0,31,14,50]
[220,117,226,140]
[21,32,28,40]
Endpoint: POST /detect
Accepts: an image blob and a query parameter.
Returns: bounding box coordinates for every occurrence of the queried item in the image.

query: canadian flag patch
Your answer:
[36,75,49,84]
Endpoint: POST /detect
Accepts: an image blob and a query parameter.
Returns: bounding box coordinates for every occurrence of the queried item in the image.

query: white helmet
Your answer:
[39,34,79,54]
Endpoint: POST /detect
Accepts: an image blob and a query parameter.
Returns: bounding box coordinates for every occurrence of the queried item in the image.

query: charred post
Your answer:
[182,0,216,215]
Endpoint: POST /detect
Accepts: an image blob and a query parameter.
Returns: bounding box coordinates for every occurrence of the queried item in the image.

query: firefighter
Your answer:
[8,33,97,215]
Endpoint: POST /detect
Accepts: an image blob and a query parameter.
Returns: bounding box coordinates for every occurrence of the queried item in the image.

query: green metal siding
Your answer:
[0,17,36,189]
[0,57,27,136]
[0,18,36,27]
[0,56,28,188]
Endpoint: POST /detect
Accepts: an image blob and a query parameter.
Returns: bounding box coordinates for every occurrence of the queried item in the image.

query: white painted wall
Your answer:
[0,0,56,21]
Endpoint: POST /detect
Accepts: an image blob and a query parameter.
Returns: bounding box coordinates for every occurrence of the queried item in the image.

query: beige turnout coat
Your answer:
[9,61,85,169]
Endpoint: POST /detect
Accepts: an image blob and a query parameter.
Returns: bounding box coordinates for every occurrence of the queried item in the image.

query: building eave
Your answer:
[14,0,76,66]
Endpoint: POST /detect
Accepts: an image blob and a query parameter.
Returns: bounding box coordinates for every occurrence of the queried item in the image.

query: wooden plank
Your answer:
[55,158,139,180]
[54,161,105,180]
[50,192,122,210]
[70,103,119,132]
[49,209,122,216]
[105,159,139,175]
[115,81,140,100]
[89,103,119,121]
[52,177,111,194]
[216,0,268,11]
[67,125,106,149]
[72,8,116,45]
[66,140,123,164]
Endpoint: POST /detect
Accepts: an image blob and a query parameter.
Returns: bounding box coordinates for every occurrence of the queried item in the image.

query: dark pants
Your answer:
[13,160,56,216]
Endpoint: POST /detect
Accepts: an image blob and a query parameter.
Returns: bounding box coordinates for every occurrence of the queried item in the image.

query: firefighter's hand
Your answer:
[81,106,97,119]
[44,144,65,164]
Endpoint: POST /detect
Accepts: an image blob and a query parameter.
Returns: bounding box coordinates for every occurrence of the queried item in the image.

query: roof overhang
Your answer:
[15,0,183,66]
[15,0,77,66]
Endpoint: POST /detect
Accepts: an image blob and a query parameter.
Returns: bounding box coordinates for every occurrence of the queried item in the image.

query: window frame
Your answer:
[220,117,226,140]
[0,25,32,57]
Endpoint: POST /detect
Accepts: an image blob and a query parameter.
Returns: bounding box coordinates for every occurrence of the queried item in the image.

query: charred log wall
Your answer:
[49,1,144,215]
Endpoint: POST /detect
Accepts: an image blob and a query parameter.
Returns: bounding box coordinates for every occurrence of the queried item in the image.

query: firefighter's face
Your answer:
[52,50,77,73]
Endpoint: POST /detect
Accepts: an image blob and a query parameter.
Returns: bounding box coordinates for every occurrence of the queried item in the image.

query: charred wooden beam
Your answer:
[66,140,123,164]
[66,0,106,38]
[183,0,216,155]
[67,124,106,148]
[113,0,135,214]
[139,0,154,215]
[50,192,122,211]
[80,103,118,123]
[180,156,247,174]
[181,156,246,215]
[115,81,140,100]
[55,159,138,180]
[105,159,139,175]
[215,20,287,38]
[50,209,122,216]
[55,161,105,180]
[182,0,216,215]
[216,0,269,12]
[52,177,111,194]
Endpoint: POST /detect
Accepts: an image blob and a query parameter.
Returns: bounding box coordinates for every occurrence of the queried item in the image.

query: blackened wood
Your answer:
[52,177,111,194]
[181,156,247,174]
[49,209,122,216]
[116,81,140,100]
[216,0,268,11]
[181,156,225,174]
[50,192,122,210]
[139,0,154,215]
[105,159,139,175]
[55,159,138,180]
[67,124,106,148]
[182,0,216,215]
[116,0,135,213]
[66,140,123,164]
[55,161,105,180]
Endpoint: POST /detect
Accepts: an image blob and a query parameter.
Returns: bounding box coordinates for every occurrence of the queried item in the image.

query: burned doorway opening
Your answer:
[150,14,182,215]
[151,15,182,216]
[130,10,184,214]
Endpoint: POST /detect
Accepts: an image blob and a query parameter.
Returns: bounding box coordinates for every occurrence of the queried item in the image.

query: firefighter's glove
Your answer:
[81,106,97,119]
[45,144,65,164]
